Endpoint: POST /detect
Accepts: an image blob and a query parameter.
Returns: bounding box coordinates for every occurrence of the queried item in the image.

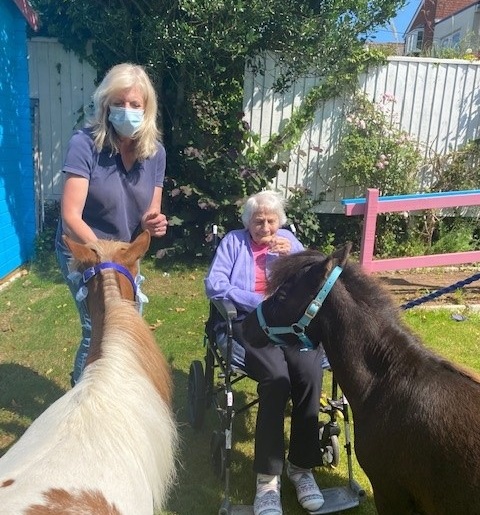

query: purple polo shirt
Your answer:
[59,128,165,242]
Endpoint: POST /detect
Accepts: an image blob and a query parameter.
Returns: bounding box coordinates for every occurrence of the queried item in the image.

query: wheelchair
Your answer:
[186,229,365,515]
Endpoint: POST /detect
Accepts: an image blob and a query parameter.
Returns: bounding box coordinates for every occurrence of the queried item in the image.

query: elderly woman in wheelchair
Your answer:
[204,190,326,515]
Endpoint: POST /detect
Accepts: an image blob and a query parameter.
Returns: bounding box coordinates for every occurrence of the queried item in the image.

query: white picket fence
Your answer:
[243,54,480,212]
[27,39,480,215]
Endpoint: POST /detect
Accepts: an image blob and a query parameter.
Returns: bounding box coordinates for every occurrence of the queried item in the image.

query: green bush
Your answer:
[431,218,480,254]
[336,93,422,196]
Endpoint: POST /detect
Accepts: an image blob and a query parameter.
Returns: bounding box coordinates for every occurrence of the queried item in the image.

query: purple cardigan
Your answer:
[204,228,304,316]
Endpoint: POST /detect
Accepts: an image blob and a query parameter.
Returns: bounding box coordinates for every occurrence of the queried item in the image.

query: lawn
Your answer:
[1,254,479,515]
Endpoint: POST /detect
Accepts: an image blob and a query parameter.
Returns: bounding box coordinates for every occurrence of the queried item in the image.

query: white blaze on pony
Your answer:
[0,231,177,515]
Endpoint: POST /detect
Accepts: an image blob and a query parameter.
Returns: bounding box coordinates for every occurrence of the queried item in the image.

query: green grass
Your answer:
[1,255,480,515]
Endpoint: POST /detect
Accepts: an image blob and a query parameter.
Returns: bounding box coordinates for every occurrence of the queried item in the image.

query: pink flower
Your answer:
[381,92,396,103]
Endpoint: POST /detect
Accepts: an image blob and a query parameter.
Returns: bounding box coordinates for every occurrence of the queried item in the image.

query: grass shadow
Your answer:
[30,251,64,283]
[167,364,257,513]
[0,363,66,456]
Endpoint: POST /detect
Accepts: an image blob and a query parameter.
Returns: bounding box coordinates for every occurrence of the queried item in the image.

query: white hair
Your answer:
[241,190,288,228]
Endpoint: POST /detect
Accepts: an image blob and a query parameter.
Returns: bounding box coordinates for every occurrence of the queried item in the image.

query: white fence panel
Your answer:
[243,55,480,212]
[28,37,97,204]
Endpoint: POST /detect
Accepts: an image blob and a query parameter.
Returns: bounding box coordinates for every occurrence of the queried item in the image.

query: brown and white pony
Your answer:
[0,231,177,515]
[242,244,480,515]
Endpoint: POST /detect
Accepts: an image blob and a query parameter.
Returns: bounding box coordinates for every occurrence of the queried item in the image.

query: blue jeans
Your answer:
[56,242,91,384]
[56,227,147,385]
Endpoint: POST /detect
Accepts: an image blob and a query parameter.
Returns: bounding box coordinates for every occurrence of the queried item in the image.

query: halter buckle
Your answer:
[292,323,305,334]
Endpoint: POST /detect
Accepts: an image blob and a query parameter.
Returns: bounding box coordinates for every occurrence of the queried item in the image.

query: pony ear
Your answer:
[126,230,151,262]
[63,235,98,263]
[330,242,352,269]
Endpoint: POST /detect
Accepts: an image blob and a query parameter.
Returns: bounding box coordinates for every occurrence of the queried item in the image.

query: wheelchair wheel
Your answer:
[323,434,340,467]
[187,360,206,430]
[319,423,340,468]
[210,430,226,479]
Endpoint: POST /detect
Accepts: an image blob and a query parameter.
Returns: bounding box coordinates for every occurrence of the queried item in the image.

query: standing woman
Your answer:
[55,63,168,385]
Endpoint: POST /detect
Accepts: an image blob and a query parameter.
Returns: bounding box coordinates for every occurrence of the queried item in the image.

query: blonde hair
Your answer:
[90,63,161,160]
[241,190,288,228]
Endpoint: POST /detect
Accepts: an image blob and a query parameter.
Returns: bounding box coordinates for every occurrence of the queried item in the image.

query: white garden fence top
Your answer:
[243,55,480,213]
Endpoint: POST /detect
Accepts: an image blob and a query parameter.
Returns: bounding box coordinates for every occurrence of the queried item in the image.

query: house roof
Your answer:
[435,0,477,21]
[406,0,478,33]
[12,0,39,31]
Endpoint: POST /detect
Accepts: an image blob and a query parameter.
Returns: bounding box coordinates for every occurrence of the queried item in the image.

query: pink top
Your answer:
[251,240,269,293]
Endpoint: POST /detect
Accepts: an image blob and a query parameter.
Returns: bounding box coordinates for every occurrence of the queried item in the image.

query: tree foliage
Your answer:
[30,0,407,255]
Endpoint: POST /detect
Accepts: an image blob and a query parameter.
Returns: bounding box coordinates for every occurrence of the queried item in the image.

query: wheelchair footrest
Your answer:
[228,484,364,514]
[314,484,364,514]
[231,506,253,514]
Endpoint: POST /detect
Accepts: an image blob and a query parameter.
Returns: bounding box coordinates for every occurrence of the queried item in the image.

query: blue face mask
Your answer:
[108,106,144,138]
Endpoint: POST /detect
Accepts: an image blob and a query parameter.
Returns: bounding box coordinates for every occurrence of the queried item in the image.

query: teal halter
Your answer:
[255,265,343,351]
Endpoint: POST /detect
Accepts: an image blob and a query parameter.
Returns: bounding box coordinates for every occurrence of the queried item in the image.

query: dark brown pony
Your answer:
[242,244,480,515]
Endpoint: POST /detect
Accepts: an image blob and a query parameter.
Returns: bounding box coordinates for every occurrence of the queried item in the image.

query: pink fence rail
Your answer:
[342,188,480,274]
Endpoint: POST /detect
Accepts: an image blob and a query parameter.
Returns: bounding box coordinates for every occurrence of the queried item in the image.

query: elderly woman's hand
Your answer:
[269,236,291,255]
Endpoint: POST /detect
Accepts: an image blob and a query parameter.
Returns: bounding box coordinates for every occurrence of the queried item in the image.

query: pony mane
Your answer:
[103,300,173,404]
[268,249,400,314]
[266,249,325,296]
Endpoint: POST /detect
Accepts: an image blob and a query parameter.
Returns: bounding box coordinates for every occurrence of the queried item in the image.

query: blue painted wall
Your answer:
[0,1,36,280]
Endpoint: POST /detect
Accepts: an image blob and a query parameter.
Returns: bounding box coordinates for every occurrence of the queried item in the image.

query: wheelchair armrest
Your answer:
[211,298,238,322]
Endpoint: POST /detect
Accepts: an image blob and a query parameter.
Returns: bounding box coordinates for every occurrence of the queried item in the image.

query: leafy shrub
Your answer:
[336,93,422,196]
[429,139,480,192]
[284,186,324,249]
[35,201,60,256]
[431,218,480,254]
[158,119,283,258]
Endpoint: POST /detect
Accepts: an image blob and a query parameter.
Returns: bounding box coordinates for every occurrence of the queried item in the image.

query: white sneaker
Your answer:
[286,461,324,513]
[253,474,282,515]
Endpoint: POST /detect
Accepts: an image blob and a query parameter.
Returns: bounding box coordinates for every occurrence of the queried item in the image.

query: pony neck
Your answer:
[322,291,413,415]
[84,267,135,367]
[82,267,173,405]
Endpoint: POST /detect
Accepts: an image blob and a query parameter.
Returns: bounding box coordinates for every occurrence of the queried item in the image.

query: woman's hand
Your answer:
[142,211,168,237]
[269,236,291,255]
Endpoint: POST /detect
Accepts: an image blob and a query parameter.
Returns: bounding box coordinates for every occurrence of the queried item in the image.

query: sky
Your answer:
[369,0,422,43]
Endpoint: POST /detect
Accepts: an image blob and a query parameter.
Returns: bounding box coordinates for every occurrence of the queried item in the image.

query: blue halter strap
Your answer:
[255,265,343,351]
[80,262,138,297]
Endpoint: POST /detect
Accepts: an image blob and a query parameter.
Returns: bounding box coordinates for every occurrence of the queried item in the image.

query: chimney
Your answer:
[422,0,437,51]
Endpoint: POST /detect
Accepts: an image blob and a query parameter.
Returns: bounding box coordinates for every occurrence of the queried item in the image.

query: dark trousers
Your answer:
[234,323,325,475]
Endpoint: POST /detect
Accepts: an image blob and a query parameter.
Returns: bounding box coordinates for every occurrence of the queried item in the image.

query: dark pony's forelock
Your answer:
[266,250,326,296]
